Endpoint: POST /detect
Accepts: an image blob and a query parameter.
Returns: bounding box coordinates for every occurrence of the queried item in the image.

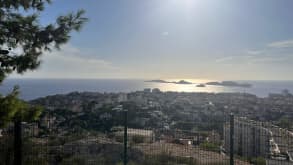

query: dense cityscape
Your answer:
[1,89,292,164]
[1,1,293,165]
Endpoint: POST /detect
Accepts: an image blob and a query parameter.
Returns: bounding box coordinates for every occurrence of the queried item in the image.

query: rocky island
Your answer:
[145,79,170,83]
[196,84,206,87]
[206,81,252,88]
[173,80,193,84]
[145,79,193,84]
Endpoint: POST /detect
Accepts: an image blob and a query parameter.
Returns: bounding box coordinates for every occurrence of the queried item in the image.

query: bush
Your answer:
[171,139,184,145]
[115,135,124,143]
[132,135,145,144]
[199,141,220,152]
[142,151,197,165]
[251,157,266,165]
[61,156,86,165]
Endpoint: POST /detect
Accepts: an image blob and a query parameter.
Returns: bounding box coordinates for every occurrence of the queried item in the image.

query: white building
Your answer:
[114,128,155,143]
[118,93,128,103]
[224,118,271,158]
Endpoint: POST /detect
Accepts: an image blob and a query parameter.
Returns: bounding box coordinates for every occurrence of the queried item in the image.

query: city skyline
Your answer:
[10,0,293,80]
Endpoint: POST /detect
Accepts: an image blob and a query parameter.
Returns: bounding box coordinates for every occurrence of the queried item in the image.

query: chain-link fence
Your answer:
[0,110,292,165]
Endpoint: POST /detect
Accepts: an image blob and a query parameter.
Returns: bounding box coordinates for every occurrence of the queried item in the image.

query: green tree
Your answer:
[278,117,291,129]
[0,0,88,127]
[0,86,42,127]
[251,157,266,165]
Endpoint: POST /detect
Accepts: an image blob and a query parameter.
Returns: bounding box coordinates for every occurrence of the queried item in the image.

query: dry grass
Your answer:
[133,142,251,165]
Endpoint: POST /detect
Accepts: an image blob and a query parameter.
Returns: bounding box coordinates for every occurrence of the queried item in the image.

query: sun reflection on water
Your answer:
[144,79,231,93]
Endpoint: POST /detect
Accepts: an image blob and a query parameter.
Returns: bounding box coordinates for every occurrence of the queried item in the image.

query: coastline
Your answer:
[0,78,293,100]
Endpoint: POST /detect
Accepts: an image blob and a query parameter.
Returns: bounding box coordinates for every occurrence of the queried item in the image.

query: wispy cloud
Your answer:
[216,39,293,64]
[247,50,263,55]
[11,44,119,78]
[249,56,287,63]
[215,54,287,64]
[267,40,293,48]
[42,44,118,70]
[244,39,293,58]
[215,56,235,63]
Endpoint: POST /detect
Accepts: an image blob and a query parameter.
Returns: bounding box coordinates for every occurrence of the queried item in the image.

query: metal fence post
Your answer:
[230,113,234,165]
[14,120,22,165]
[123,109,128,165]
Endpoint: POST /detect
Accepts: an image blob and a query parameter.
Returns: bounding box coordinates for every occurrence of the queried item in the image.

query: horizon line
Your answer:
[5,77,293,81]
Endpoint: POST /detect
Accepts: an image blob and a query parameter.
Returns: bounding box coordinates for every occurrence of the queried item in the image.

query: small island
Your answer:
[196,84,206,87]
[174,80,193,84]
[206,81,252,88]
[145,80,252,88]
[145,79,170,83]
[145,79,193,85]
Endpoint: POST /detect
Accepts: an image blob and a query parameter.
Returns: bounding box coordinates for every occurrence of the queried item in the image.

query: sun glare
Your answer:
[164,0,201,17]
[171,0,197,9]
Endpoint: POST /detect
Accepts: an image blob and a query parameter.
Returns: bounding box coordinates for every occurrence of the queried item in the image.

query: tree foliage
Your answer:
[0,0,88,127]
[0,86,42,127]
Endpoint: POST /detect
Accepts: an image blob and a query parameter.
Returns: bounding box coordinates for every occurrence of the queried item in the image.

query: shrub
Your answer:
[251,157,266,165]
[142,151,197,165]
[132,135,145,144]
[199,142,220,152]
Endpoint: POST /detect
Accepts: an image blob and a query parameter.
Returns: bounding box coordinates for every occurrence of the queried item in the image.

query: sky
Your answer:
[11,0,293,80]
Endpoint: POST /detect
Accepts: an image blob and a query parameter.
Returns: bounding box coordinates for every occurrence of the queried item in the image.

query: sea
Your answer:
[0,78,293,101]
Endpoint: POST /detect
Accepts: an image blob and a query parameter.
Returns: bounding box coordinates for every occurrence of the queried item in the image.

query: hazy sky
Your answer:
[12,0,293,80]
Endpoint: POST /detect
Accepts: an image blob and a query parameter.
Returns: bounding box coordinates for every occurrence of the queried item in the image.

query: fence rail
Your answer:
[0,111,292,165]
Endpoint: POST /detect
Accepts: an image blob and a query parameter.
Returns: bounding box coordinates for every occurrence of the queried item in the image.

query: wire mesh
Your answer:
[0,96,292,165]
